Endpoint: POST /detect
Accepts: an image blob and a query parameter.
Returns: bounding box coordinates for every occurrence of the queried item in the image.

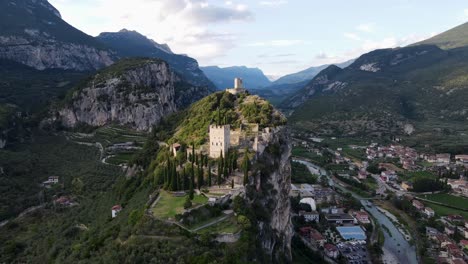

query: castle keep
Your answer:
[209,124,230,158]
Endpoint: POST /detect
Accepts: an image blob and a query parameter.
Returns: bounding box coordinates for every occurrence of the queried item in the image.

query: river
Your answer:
[294,159,418,264]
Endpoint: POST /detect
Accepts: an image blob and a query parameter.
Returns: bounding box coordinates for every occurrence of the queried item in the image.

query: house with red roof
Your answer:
[412,200,424,211]
[324,244,339,259]
[310,228,326,248]
[112,205,122,218]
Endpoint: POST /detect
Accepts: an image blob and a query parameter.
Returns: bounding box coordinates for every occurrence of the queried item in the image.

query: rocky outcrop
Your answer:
[0,35,114,71]
[281,65,345,109]
[53,59,178,131]
[246,126,292,263]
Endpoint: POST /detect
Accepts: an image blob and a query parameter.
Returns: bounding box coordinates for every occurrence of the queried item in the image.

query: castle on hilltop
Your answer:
[209,124,230,158]
[226,78,247,95]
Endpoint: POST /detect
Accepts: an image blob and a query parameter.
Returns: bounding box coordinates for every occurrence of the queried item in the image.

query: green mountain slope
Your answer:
[414,22,468,50]
[286,43,468,150]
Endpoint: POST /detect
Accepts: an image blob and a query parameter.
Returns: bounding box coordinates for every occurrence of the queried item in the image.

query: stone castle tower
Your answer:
[209,125,230,158]
[226,78,247,95]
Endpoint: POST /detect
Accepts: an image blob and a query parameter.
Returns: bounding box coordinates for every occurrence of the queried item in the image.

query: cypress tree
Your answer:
[243,151,250,186]
[189,177,194,200]
[183,167,188,190]
[208,164,212,187]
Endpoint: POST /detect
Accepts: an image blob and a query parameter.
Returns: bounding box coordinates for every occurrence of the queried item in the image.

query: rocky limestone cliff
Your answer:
[0,0,115,71]
[0,35,114,71]
[246,126,292,263]
[54,59,178,131]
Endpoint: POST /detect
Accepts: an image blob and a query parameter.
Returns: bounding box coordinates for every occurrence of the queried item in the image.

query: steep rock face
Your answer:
[247,126,292,263]
[55,59,178,131]
[0,35,114,71]
[0,0,114,71]
[281,65,345,109]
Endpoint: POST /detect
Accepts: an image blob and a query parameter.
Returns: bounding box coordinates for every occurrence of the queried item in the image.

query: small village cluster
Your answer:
[425,215,468,264]
[290,182,372,263]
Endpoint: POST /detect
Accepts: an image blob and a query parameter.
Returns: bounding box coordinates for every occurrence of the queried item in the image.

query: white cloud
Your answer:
[356,23,375,33]
[247,39,304,47]
[259,1,288,6]
[50,0,253,63]
[464,8,468,17]
[344,33,361,41]
[313,33,434,66]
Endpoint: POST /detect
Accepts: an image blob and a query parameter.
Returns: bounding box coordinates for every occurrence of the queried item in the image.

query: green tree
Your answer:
[184,196,192,209]
[72,177,84,195]
[189,177,194,200]
[242,151,250,186]
[208,164,212,187]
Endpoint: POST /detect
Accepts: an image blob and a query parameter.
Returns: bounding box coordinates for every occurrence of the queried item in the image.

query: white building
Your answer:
[111,205,122,218]
[209,125,230,158]
[300,211,320,222]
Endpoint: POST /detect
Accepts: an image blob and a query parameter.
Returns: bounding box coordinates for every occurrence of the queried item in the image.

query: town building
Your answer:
[325,213,356,225]
[324,244,339,259]
[42,176,60,188]
[171,143,181,157]
[209,125,230,158]
[424,207,435,218]
[358,170,367,180]
[412,199,425,211]
[299,211,320,222]
[436,153,451,164]
[455,155,468,165]
[310,228,326,247]
[401,181,413,191]
[354,211,371,224]
[112,205,122,218]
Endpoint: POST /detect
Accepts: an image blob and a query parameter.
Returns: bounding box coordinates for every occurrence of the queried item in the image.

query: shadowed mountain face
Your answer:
[97,30,215,89]
[201,65,271,89]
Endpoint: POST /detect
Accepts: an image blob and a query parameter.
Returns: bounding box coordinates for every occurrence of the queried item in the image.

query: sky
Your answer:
[49,0,468,79]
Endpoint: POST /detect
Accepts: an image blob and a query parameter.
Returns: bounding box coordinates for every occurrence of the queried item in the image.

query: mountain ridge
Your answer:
[201,65,271,89]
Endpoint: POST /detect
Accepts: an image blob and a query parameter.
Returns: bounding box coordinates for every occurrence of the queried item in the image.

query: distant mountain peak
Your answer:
[98,29,173,54]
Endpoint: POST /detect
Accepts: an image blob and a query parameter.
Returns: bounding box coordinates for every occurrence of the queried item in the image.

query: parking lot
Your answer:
[337,241,370,264]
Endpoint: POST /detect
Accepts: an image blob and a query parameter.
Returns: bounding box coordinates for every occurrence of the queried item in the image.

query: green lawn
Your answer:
[197,215,240,234]
[152,191,208,219]
[418,193,468,210]
[423,203,468,219]
[106,152,136,165]
[400,171,436,182]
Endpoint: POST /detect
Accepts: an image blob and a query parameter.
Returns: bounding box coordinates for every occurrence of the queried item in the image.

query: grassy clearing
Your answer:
[400,171,436,183]
[422,203,468,218]
[106,152,136,165]
[152,191,208,219]
[418,193,468,210]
